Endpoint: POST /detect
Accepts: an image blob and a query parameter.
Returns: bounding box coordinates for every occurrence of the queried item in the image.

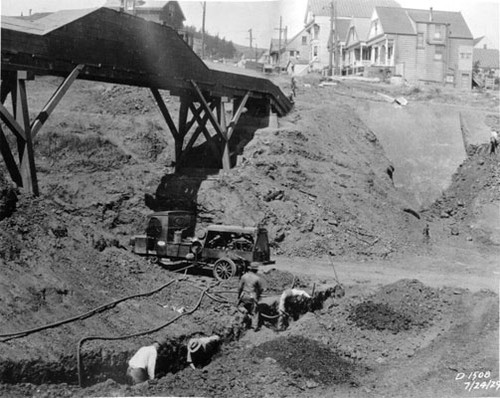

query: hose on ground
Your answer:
[77,287,208,387]
[0,278,183,342]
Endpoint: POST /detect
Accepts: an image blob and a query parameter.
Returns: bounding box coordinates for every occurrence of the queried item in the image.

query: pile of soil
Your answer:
[348,301,412,333]
[348,279,453,333]
[252,335,355,385]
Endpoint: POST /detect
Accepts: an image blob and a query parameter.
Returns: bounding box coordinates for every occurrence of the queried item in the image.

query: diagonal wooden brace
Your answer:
[227,91,250,140]
[150,87,179,140]
[0,103,26,141]
[190,80,227,141]
[30,64,84,139]
[0,125,23,186]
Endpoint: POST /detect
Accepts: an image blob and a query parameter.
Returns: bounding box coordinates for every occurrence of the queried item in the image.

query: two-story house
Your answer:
[104,0,185,29]
[269,27,310,74]
[304,0,401,73]
[361,6,474,88]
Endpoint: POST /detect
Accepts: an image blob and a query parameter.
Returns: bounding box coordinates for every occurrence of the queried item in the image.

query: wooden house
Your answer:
[104,0,185,29]
[303,0,401,73]
[361,6,474,88]
[269,27,310,74]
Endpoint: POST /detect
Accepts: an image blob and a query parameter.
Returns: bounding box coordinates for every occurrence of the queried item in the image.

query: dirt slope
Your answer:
[0,75,498,397]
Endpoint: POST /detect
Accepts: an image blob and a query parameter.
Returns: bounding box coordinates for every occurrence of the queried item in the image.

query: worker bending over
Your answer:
[186,335,221,369]
[278,289,311,331]
[126,341,160,385]
[237,262,263,330]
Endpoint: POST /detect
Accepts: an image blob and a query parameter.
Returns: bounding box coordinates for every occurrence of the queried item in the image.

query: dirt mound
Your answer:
[351,279,446,331]
[253,335,355,385]
[261,268,309,295]
[424,149,500,245]
[348,301,412,333]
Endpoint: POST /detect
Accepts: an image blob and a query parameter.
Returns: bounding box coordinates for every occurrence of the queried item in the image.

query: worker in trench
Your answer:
[277,288,312,331]
[126,341,160,385]
[186,335,221,369]
[237,262,264,331]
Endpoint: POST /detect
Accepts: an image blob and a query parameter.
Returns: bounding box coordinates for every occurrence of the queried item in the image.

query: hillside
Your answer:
[0,74,498,397]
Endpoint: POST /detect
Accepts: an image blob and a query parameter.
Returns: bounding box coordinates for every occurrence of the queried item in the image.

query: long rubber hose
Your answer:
[76,287,208,387]
[0,278,183,342]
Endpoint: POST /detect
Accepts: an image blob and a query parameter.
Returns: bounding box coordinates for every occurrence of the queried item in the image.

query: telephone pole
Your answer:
[201,1,206,59]
[274,16,285,69]
[248,28,253,58]
[328,1,334,76]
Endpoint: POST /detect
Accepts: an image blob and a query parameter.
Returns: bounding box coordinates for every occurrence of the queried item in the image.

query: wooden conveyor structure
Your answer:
[0,7,293,195]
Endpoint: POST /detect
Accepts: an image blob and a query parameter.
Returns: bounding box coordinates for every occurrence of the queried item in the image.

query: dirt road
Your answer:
[273,245,499,293]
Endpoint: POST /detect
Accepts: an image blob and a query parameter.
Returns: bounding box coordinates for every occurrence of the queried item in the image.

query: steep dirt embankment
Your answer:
[188,94,425,257]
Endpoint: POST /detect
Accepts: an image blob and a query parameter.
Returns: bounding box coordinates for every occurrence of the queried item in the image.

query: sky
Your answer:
[2,0,499,49]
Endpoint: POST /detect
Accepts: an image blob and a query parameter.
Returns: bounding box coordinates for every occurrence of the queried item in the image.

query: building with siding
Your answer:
[269,27,310,72]
[304,0,401,72]
[361,6,474,89]
[104,0,185,29]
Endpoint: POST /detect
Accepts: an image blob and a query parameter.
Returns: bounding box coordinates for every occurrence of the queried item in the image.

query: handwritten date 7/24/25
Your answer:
[455,371,500,392]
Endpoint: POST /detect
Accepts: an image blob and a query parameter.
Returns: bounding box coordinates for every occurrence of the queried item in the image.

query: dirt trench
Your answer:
[0,270,337,388]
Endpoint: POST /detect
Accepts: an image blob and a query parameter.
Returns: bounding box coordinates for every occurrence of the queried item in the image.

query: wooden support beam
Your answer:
[0,125,22,186]
[150,87,179,140]
[182,110,211,155]
[174,96,190,167]
[0,103,26,141]
[190,80,227,141]
[227,91,250,140]
[185,103,203,135]
[31,64,84,138]
[17,79,39,196]
[218,99,231,171]
[0,77,15,104]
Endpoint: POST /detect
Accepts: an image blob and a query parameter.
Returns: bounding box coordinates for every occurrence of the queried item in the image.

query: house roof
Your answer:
[12,12,53,21]
[335,18,352,42]
[104,0,185,20]
[1,8,98,35]
[346,18,372,45]
[285,27,308,51]
[473,48,500,69]
[406,8,473,39]
[308,0,401,18]
[375,6,414,35]
[374,7,473,39]
[473,36,485,47]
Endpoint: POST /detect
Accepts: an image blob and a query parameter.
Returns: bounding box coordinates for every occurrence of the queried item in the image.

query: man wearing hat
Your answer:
[126,341,160,384]
[186,335,221,369]
[237,262,263,330]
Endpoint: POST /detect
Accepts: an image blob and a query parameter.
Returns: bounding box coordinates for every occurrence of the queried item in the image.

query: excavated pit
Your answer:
[0,269,337,387]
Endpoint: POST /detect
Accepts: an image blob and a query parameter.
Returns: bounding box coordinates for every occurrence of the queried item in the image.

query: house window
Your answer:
[313,46,318,57]
[459,52,471,59]
[302,36,307,45]
[374,20,379,36]
[434,46,444,61]
[417,33,424,48]
[433,24,445,40]
[314,26,319,40]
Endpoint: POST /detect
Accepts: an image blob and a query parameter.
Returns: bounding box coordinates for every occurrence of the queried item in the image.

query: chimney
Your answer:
[484,44,487,49]
[429,7,433,22]
[29,9,32,16]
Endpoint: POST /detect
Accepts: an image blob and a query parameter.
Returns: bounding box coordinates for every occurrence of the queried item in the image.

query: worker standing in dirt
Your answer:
[237,262,263,330]
[126,342,160,385]
[490,129,498,154]
[291,76,297,97]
